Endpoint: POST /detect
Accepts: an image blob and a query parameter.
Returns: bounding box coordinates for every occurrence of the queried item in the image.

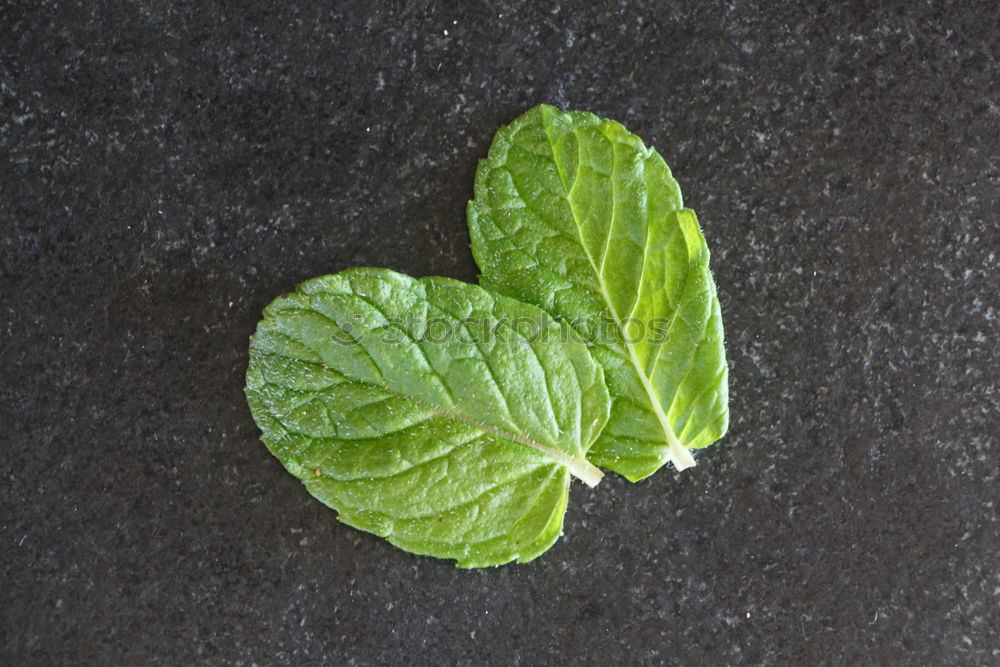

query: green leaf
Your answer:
[468,105,729,481]
[245,268,610,567]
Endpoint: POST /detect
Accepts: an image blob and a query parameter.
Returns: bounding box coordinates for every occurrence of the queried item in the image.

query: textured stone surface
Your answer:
[2,1,998,664]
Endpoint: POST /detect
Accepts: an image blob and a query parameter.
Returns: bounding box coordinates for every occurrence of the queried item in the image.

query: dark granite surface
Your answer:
[3,1,998,664]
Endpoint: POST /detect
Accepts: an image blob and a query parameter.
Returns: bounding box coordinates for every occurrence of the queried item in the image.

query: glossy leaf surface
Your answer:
[469,105,729,480]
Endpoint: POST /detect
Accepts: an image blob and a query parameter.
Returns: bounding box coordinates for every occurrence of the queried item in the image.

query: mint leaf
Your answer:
[468,105,729,481]
[245,268,610,567]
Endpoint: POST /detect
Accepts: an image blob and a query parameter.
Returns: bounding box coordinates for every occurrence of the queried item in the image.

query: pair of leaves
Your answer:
[245,105,728,567]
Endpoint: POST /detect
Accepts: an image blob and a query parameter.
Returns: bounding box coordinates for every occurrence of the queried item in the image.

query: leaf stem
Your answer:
[381,387,605,487]
[665,427,696,471]
[565,455,605,487]
[469,425,604,488]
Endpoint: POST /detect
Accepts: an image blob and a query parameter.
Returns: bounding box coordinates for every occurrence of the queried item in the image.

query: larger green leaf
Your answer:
[245,268,610,567]
[468,105,729,481]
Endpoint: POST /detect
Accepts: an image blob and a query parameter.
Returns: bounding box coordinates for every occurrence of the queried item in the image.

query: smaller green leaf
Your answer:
[468,105,730,481]
[245,268,610,567]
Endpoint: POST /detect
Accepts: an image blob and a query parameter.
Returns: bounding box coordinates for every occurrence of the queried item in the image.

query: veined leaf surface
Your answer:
[468,105,729,481]
[245,268,610,567]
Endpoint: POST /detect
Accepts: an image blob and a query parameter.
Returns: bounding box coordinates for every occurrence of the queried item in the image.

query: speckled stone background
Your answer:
[2,1,998,664]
